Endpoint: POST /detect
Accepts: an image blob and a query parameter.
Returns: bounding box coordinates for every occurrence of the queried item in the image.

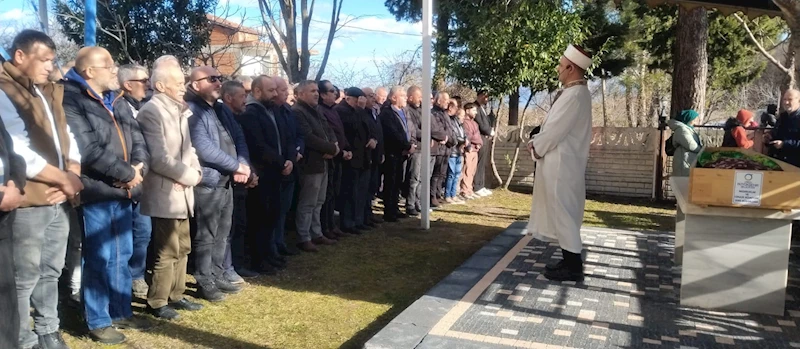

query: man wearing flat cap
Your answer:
[334,87,377,234]
[525,44,593,282]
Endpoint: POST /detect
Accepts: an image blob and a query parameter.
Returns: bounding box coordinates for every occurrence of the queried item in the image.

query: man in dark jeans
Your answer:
[404,86,423,216]
[272,77,302,256]
[220,80,259,281]
[380,86,415,222]
[186,66,250,301]
[362,87,384,225]
[0,91,26,349]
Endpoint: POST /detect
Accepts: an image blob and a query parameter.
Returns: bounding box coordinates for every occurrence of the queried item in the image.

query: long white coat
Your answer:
[526,84,592,254]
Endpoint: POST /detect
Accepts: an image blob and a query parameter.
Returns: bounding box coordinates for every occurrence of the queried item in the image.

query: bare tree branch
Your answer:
[734,13,791,74]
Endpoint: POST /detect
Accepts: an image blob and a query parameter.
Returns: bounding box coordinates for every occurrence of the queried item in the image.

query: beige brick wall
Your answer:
[493,127,658,198]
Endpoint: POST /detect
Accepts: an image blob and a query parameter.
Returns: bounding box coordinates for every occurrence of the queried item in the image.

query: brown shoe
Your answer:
[312,236,337,245]
[323,231,339,240]
[297,241,319,252]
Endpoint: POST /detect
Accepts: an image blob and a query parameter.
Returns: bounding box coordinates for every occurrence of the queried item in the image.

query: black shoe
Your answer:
[356,224,373,231]
[113,315,154,330]
[545,260,565,271]
[215,278,243,294]
[257,262,278,275]
[278,246,300,256]
[235,267,260,278]
[384,216,398,223]
[407,209,419,217]
[266,258,287,269]
[197,283,226,302]
[543,266,584,282]
[147,305,180,320]
[371,216,384,224]
[37,332,69,349]
[88,326,126,344]
[396,212,408,219]
[169,298,204,311]
[342,227,363,235]
[364,221,377,228]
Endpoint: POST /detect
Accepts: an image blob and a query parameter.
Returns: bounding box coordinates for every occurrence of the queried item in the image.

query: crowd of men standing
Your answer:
[0,29,496,348]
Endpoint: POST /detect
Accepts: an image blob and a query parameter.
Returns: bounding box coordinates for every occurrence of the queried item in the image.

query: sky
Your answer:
[0,0,424,85]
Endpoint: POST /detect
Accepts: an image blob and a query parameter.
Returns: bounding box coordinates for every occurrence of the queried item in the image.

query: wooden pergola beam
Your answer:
[614,0,783,19]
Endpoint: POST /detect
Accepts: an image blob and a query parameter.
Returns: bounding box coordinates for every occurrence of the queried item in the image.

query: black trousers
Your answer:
[246,177,281,267]
[0,212,19,349]
[382,154,405,219]
[223,185,248,272]
[475,136,490,191]
[431,155,448,200]
[321,159,341,233]
[191,186,234,286]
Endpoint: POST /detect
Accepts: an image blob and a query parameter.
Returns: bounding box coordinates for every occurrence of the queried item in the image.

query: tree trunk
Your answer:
[637,63,649,127]
[503,91,534,189]
[508,88,520,126]
[433,4,450,91]
[670,6,708,118]
[601,73,608,127]
[786,29,799,93]
[626,84,635,127]
[490,99,505,187]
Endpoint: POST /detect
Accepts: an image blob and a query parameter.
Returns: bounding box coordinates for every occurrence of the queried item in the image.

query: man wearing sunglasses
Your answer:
[185,67,251,302]
[114,64,153,301]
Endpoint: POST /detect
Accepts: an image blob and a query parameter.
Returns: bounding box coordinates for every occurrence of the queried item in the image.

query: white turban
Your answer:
[563,44,592,70]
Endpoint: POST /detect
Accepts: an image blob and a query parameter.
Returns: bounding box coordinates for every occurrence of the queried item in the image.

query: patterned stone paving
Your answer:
[419,226,800,349]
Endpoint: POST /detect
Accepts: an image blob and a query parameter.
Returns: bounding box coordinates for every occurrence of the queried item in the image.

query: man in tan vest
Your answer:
[137,55,203,321]
[0,30,83,349]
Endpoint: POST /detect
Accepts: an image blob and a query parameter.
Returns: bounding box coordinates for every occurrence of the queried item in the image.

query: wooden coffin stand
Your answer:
[672,147,800,316]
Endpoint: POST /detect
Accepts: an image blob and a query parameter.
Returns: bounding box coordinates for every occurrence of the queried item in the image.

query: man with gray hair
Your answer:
[235,75,253,95]
[115,63,154,299]
[221,80,247,115]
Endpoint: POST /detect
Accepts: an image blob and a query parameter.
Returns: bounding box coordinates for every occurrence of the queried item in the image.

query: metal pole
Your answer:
[38,0,49,33]
[85,0,97,46]
[420,0,432,230]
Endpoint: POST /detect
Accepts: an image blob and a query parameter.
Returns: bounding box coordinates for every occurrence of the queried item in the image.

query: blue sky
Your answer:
[0,0,423,84]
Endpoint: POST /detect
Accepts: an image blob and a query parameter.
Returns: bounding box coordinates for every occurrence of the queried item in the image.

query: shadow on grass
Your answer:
[54,190,679,349]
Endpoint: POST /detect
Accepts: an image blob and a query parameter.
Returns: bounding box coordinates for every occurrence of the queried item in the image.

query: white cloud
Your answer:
[0,8,32,21]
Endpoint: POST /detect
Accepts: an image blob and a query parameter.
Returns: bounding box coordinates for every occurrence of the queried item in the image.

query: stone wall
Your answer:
[493,127,659,198]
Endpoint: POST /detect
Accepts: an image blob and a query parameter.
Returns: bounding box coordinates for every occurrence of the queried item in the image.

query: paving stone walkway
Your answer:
[365,222,800,349]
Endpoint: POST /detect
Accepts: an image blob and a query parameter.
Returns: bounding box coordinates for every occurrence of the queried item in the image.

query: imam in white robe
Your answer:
[526,84,592,254]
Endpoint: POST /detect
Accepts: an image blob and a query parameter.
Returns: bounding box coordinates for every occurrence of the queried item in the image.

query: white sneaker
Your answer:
[483,189,493,196]
[476,189,489,197]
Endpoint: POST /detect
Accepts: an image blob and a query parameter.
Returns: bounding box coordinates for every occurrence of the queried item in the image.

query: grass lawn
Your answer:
[62,189,675,349]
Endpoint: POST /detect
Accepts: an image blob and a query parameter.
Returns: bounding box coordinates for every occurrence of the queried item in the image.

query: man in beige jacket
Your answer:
[137,56,203,320]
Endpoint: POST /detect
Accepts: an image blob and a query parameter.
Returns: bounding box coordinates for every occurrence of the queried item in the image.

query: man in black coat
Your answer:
[380,86,415,222]
[62,47,152,343]
[235,75,289,274]
[473,89,495,196]
[430,92,452,207]
[0,92,26,349]
[768,89,800,167]
[334,87,377,234]
[404,86,423,216]
[362,87,384,225]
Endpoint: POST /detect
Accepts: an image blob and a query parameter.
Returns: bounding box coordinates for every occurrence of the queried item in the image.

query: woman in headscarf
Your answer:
[668,109,703,176]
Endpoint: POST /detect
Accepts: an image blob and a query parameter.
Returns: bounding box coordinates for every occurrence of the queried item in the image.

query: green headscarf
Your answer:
[675,109,699,128]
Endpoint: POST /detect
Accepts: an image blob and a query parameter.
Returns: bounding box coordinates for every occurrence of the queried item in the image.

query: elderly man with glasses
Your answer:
[114,64,153,300]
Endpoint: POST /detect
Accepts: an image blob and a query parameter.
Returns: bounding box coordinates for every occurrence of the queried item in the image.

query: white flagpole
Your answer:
[420,0,432,230]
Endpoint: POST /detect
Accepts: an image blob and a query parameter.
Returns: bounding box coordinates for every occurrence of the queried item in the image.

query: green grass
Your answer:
[62,190,675,349]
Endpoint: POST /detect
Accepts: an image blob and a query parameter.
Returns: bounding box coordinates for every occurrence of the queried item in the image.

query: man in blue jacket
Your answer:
[63,46,152,344]
[185,66,250,301]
